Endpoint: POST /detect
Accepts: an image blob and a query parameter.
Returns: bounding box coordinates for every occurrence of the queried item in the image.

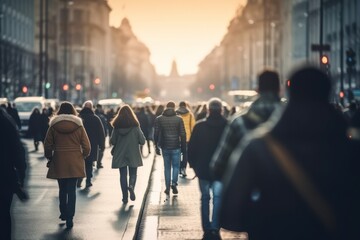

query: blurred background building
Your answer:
[0,0,359,105]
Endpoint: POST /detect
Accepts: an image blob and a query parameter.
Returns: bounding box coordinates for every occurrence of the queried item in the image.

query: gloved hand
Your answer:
[155,146,161,156]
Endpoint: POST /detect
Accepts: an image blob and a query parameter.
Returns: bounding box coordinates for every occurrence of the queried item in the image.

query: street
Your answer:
[11,137,246,240]
[11,137,154,240]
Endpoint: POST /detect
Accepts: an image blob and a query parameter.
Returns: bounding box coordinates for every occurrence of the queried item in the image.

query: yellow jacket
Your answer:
[177,108,195,142]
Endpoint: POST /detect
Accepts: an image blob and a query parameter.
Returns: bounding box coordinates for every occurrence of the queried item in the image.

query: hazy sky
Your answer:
[107,0,246,76]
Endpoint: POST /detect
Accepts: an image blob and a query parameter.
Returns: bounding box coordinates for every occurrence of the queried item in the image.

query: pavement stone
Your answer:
[137,155,248,240]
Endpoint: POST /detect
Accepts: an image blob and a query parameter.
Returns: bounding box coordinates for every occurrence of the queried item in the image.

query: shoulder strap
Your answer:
[263,134,336,232]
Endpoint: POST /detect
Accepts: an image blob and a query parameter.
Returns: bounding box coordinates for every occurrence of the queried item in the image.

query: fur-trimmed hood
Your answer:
[49,114,83,134]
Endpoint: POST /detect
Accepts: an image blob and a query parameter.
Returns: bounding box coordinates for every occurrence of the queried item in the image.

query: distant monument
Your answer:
[169,60,180,77]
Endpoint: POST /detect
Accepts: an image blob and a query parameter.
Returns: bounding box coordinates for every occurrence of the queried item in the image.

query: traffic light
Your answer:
[339,90,345,99]
[346,48,356,67]
[62,83,69,91]
[320,54,330,74]
[75,83,82,91]
[321,55,329,65]
[209,84,215,91]
[94,77,101,85]
[22,86,28,93]
[45,82,51,89]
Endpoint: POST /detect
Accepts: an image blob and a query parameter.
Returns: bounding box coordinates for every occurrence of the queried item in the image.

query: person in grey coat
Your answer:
[110,105,146,204]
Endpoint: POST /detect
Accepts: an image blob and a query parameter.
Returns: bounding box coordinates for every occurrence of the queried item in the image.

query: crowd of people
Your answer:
[2,64,360,240]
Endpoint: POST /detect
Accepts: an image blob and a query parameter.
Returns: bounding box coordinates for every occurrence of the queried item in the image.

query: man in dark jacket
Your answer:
[154,101,186,195]
[211,70,281,180]
[79,100,105,187]
[0,107,27,239]
[220,66,360,240]
[188,98,227,240]
[95,104,108,168]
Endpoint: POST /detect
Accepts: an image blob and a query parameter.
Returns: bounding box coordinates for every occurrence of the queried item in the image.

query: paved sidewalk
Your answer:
[136,155,248,240]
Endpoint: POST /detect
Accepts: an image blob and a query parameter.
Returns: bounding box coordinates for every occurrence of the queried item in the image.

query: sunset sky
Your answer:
[107,0,246,76]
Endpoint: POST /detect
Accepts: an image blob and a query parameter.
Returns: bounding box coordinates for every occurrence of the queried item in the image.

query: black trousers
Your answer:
[57,178,77,220]
[119,167,137,201]
[0,190,13,240]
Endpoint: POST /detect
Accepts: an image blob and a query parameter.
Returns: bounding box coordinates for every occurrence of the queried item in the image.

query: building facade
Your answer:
[0,0,34,99]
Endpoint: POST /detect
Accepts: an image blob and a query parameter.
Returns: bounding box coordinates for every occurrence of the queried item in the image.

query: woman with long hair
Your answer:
[110,105,145,204]
[44,101,91,229]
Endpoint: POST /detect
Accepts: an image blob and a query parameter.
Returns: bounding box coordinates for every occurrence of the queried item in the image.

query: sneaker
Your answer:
[171,185,178,194]
[164,188,170,195]
[66,219,73,229]
[97,164,104,169]
[128,186,136,201]
[85,182,93,188]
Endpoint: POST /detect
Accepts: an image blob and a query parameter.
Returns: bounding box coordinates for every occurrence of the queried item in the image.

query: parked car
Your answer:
[14,96,46,136]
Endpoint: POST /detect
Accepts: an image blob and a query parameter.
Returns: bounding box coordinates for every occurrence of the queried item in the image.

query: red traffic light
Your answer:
[209,84,215,90]
[22,86,28,93]
[94,78,101,85]
[63,84,69,91]
[339,91,344,98]
[75,84,82,91]
[321,55,329,65]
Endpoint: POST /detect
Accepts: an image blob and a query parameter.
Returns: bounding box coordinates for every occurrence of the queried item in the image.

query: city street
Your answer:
[11,137,154,240]
[11,137,246,240]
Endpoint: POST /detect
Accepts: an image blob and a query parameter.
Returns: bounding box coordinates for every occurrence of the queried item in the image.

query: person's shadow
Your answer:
[111,204,134,231]
[41,225,78,240]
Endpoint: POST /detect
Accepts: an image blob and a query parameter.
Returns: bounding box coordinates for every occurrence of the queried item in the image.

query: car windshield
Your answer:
[16,102,42,112]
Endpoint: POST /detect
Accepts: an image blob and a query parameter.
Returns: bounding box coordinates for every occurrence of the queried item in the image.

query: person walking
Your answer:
[6,102,21,130]
[188,98,227,240]
[211,70,282,180]
[110,105,146,204]
[0,107,27,240]
[44,101,91,229]
[176,101,195,177]
[28,107,43,151]
[220,66,360,240]
[154,101,186,195]
[39,108,50,147]
[136,106,151,157]
[78,100,105,187]
[95,103,108,168]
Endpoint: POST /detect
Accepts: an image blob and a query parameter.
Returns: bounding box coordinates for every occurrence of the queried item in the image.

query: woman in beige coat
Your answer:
[44,101,91,229]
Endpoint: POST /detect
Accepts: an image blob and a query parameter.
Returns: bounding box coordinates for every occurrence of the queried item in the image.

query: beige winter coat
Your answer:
[44,114,91,179]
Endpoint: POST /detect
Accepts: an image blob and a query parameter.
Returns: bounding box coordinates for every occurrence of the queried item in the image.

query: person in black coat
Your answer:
[7,102,21,130]
[220,66,360,240]
[136,106,151,156]
[188,98,227,240]
[79,100,105,188]
[28,108,43,151]
[0,107,27,240]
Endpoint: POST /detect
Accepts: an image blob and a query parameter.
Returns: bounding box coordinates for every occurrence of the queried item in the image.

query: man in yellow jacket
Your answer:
[176,101,196,177]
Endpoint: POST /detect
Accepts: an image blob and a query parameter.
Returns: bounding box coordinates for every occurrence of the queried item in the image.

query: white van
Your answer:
[14,96,46,134]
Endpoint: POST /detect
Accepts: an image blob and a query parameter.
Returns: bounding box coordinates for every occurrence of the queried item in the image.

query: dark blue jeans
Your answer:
[162,148,181,190]
[119,167,137,201]
[198,179,223,231]
[58,178,77,220]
